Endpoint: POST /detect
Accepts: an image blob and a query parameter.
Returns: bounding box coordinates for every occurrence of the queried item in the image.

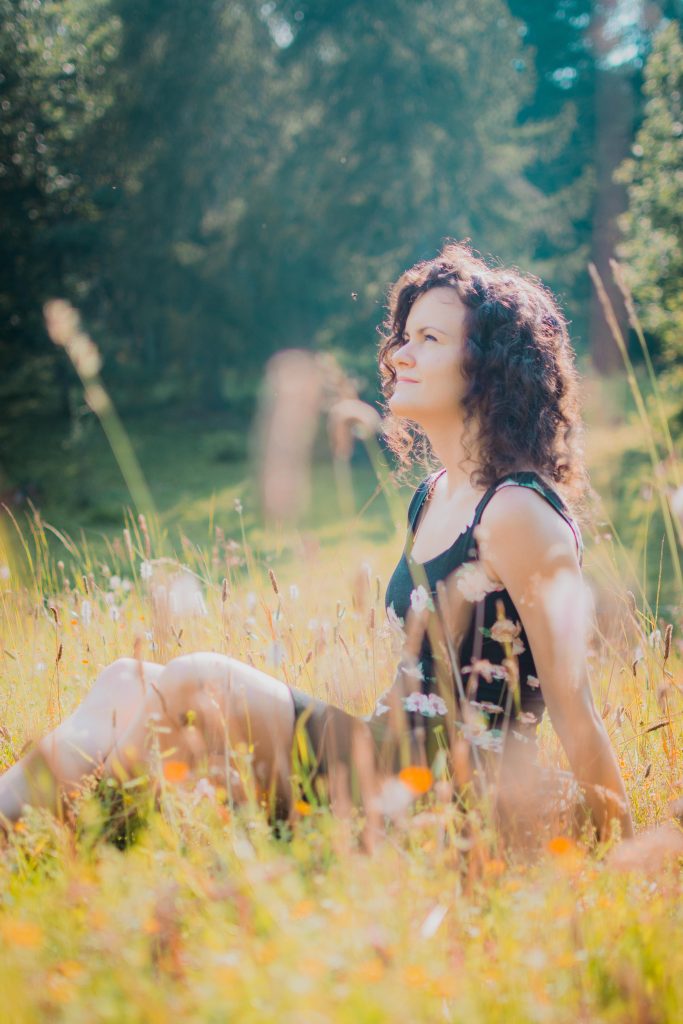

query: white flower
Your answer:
[669,484,683,523]
[470,700,504,715]
[191,778,217,804]
[140,560,153,581]
[648,629,662,651]
[462,659,508,683]
[402,690,447,718]
[490,618,525,655]
[386,603,406,636]
[410,585,432,614]
[372,777,415,818]
[289,584,300,600]
[454,561,504,602]
[168,571,208,617]
[517,711,540,727]
[373,698,391,717]
[233,498,243,514]
[80,600,92,627]
[400,660,424,682]
[266,641,285,668]
[526,674,540,689]
[104,592,116,606]
[109,575,121,590]
[426,693,448,716]
[0,565,10,580]
[121,578,132,592]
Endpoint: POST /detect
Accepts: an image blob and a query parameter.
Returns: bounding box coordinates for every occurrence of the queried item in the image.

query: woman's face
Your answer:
[387,287,468,426]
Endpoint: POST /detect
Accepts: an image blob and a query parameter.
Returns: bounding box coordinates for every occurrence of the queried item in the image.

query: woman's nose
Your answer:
[393,343,416,369]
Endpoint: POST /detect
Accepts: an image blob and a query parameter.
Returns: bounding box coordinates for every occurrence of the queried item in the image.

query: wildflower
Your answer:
[266,641,285,668]
[0,565,10,580]
[109,575,121,590]
[163,760,190,783]
[140,560,153,581]
[386,603,406,638]
[516,711,539,727]
[294,800,312,816]
[373,777,415,817]
[289,583,300,600]
[121,578,132,592]
[109,606,120,622]
[470,700,504,715]
[80,600,92,627]
[373,697,391,717]
[399,765,433,795]
[454,561,504,602]
[168,571,208,617]
[490,618,525,655]
[233,498,243,515]
[191,778,217,803]
[402,691,447,717]
[669,483,683,523]
[547,835,576,857]
[410,585,433,614]
[462,659,508,683]
[400,660,425,682]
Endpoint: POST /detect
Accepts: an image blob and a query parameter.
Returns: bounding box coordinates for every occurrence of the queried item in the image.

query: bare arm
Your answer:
[477,486,634,842]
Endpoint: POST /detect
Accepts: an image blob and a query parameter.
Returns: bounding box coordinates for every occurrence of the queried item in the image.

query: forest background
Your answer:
[1,0,682,607]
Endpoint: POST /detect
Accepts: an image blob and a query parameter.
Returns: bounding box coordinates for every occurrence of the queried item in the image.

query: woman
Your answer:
[0,242,634,845]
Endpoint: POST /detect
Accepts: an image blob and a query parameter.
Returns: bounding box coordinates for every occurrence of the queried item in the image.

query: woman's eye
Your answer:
[425,333,438,342]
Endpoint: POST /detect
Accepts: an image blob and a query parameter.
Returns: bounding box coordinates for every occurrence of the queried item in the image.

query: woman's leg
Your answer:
[104,652,298,819]
[0,657,165,823]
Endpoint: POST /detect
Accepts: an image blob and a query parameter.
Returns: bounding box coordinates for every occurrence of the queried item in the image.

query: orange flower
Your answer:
[1,919,43,949]
[398,765,433,795]
[162,760,190,783]
[483,858,506,877]
[547,835,575,857]
[294,799,312,816]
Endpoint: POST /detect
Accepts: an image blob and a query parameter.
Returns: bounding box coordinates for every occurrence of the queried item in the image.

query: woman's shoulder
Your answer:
[477,469,583,564]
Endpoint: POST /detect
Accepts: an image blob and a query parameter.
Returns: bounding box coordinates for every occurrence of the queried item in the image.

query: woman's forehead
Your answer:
[405,287,465,331]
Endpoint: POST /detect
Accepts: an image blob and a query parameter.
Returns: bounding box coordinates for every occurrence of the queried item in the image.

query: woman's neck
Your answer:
[423,418,483,495]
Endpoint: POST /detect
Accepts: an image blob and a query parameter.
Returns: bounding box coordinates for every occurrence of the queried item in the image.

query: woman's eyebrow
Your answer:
[404,324,450,336]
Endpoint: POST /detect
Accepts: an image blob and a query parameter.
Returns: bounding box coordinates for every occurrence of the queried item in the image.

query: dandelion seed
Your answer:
[373,777,415,817]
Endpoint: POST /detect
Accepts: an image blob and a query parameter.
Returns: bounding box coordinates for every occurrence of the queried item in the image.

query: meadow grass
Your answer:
[1,288,682,1022]
[0,443,682,1022]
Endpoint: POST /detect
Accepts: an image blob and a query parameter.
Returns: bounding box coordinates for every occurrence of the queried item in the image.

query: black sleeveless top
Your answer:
[383,470,584,731]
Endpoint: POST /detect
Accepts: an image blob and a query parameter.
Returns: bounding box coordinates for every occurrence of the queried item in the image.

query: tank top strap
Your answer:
[469,470,584,565]
[406,468,446,534]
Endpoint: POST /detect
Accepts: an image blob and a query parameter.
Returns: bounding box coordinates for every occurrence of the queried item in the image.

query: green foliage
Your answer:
[616,21,683,367]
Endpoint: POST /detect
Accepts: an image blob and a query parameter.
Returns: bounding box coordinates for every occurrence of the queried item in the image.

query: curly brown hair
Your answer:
[378,241,589,514]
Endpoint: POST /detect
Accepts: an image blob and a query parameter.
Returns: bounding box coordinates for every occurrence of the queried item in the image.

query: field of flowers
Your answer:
[1,465,682,1024]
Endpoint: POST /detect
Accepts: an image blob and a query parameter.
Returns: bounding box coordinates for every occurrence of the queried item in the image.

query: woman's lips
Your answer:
[396,377,419,383]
